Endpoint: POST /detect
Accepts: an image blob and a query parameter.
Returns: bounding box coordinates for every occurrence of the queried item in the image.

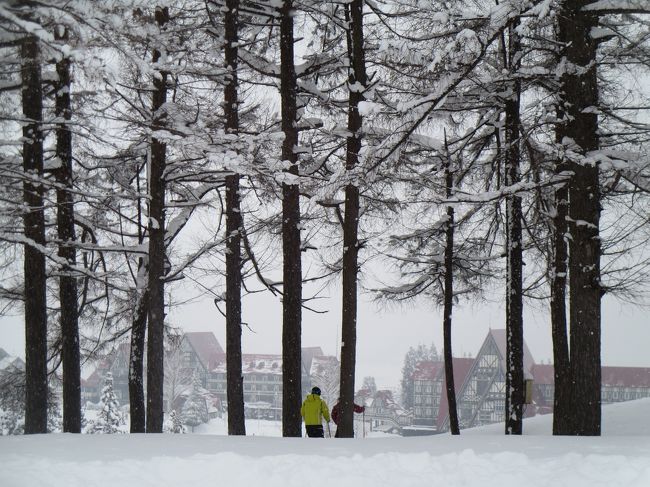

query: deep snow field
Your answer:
[1,398,650,487]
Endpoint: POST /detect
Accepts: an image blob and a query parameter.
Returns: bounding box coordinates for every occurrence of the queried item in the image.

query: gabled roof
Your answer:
[412,360,444,381]
[436,358,474,429]
[301,347,324,373]
[488,329,536,379]
[0,353,24,372]
[184,332,225,370]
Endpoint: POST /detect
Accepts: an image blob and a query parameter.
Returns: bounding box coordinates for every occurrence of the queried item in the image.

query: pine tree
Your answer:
[91,373,121,434]
[180,374,208,433]
[361,376,377,395]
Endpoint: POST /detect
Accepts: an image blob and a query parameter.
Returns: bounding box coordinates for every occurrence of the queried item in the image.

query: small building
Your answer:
[362,389,411,434]
[408,357,473,435]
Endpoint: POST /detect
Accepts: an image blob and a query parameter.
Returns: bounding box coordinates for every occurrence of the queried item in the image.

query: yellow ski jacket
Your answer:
[300,394,331,425]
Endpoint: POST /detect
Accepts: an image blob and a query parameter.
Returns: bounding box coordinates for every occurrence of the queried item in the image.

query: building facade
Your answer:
[82,333,338,420]
[411,329,650,434]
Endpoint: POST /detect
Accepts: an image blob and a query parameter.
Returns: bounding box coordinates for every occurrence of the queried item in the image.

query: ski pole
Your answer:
[326,421,331,438]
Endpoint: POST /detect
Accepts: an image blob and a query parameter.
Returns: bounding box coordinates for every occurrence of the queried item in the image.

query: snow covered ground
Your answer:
[2,399,650,487]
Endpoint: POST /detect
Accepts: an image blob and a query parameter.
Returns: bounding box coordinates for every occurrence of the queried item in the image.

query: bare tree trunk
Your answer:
[22,31,48,435]
[551,85,572,438]
[279,0,302,438]
[146,6,169,433]
[559,0,602,436]
[54,26,81,433]
[337,0,366,439]
[224,0,245,436]
[442,135,459,436]
[129,271,148,433]
[504,20,524,436]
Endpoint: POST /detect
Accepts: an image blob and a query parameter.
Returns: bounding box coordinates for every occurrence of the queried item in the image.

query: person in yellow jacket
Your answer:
[300,386,331,437]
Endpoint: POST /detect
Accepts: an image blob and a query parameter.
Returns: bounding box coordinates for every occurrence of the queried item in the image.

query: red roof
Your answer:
[412,360,444,381]
[531,363,554,385]
[602,367,650,387]
[184,332,225,370]
[531,364,650,388]
[436,358,474,429]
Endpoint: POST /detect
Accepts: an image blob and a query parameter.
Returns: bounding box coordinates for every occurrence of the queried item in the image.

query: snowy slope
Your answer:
[1,399,650,487]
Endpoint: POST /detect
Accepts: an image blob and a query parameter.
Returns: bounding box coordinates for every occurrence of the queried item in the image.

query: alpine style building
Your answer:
[81,332,339,420]
[410,329,650,434]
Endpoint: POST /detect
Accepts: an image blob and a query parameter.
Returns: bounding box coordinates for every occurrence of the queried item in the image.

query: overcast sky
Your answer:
[3,282,648,390]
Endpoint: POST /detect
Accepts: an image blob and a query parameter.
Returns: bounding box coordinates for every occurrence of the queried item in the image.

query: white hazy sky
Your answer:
[2,282,647,390]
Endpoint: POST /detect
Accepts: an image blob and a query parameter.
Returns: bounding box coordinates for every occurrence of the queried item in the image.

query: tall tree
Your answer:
[442,136,459,436]
[503,18,524,436]
[557,0,602,436]
[21,27,48,435]
[54,25,81,434]
[146,5,170,433]
[279,0,302,438]
[337,0,368,439]
[223,0,246,436]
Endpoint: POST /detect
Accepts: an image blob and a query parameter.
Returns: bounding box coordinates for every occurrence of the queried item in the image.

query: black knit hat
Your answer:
[311,386,321,396]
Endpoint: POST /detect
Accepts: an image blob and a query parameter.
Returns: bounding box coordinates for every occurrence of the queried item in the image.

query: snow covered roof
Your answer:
[212,354,283,375]
[0,354,24,372]
[309,355,338,376]
[0,348,25,372]
[412,360,444,381]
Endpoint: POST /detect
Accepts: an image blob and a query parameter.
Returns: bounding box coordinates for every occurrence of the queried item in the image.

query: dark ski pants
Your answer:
[305,425,324,437]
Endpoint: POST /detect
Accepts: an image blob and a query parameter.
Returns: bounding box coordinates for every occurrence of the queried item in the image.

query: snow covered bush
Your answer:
[165,410,186,434]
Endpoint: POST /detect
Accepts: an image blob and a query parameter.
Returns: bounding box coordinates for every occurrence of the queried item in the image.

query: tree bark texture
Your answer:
[129,277,148,433]
[55,26,81,433]
[558,0,602,436]
[22,32,48,435]
[504,21,524,436]
[279,0,302,438]
[550,91,572,437]
[224,0,246,436]
[146,6,169,433]
[337,0,366,439]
